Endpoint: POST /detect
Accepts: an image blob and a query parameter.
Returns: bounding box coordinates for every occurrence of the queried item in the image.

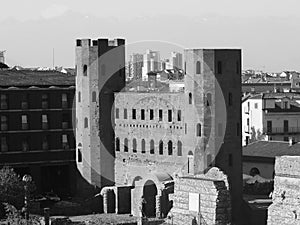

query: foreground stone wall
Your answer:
[171,167,231,225]
[267,156,300,225]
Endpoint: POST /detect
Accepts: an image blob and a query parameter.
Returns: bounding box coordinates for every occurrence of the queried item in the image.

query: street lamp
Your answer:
[22,174,32,221]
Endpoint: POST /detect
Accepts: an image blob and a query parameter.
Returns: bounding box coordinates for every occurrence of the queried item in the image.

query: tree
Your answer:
[0,167,24,209]
[249,127,266,143]
[0,62,9,69]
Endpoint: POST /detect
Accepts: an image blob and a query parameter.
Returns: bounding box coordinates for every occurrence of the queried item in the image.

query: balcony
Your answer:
[263,127,300,134]
[244,125,250,133]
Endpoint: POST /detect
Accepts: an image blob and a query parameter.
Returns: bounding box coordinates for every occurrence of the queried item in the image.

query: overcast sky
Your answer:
[0,0,299,71]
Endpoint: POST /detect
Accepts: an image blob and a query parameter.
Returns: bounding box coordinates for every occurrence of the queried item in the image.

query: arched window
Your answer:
[159,141,163,155]
[83,65,87,76]
[177,141,182,156]
[115,138,120,151]
[150,140,154,154]
[187,151,194,174]
[168,141,173,155]
[92,91,96,102]
[78,91,81,102]
[141,139,145,153]
[196,61,201,74]
[189,93,192,104]
[196,123,201,136]
[228,92,233,106]
[124,138,128,152]
[84,117,88,128]
[101,64,106,76]
[206,93,211,106]
[77,149,82,163]
[250,167,260,177]
[132,138,137,153]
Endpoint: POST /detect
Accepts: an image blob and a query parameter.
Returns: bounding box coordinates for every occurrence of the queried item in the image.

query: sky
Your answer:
[0,0,299,72]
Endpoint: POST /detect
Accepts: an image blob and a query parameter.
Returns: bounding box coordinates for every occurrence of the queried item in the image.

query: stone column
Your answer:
[156,191,162,218]
[103,190,108,214]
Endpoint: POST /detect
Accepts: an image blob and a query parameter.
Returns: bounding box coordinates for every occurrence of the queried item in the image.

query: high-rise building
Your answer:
[169,51,182,70]
[129,53,143,80]
[142,50,161,81]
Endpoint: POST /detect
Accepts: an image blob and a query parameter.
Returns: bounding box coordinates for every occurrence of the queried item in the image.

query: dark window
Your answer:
[132,138,137,153]
[84,117,88,128]
[196,123,201,137]
[150,140,154,154]
[41,94,48,109]
[116,108,119,119]
[124,138,128,152]
[83,65,88,76]
[77,149,82,162]
[206,93,212,106]
[159,141,163,155]
[150,109,154,120]
[141,109,145,120]
[284,120,289,133]
[184,62,186,74]
[168,141,173,155]
[78,92,81,102]
[0,94,8,110]
[284,101,288,109]
[254,103,258,109]
[189,93,192,104]
[217,61,222,74]
[159,110,163,121]
[229,92,233,106]
[115,138,120,151]
[92,91,96,102]
[177,110,182,121]
[124,108,127,119]
[228,154,233,167]
[177,141,182,156]
[267,121,272,133]
[168,110,172,122]
[132,109,136,119]
[185,123,187,134]
[1,115,8,131]
[141,139,145,153]
[196,61,201,74]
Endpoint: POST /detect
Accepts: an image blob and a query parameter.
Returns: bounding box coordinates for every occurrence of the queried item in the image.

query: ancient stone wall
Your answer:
[171,167,231,225]
[267,156,300,225]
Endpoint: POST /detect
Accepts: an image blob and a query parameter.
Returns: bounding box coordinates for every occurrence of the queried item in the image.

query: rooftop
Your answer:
[243,140,300,159]
[0,69,75,88]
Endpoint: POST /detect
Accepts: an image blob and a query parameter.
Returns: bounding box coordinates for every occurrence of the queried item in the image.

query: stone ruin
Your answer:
[267,156,300,225]
[170,167,231,225]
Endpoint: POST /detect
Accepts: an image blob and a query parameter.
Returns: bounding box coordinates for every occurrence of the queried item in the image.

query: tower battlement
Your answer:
[76,38,125,47]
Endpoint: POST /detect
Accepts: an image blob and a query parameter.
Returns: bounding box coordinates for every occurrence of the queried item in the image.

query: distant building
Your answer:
[242,93,300,146]
[142,50,161,81]
[129,53,143,80]
[0,51,5,64]
[168,51,182,70]
[243,140,300,179]
[0,70,76,197]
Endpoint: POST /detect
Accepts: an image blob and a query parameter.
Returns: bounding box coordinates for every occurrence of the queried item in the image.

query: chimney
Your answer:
[289,137,294,146]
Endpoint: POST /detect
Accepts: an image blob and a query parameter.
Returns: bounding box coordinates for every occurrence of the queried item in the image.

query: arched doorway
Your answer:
[143,180,157,217]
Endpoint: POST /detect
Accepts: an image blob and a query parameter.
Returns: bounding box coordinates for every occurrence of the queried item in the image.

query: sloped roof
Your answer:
[243,141,300,158]
[0,70,75,87]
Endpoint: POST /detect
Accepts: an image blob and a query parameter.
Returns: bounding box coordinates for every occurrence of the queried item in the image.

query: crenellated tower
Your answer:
[75,38,125,196]
[183,49,242,222]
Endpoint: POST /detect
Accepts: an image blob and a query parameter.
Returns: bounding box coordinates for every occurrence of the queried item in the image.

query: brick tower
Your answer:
[183,49,243,222]
[75,38,125,196]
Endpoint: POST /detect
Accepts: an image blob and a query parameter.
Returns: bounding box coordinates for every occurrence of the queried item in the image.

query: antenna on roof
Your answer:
[52,48,55,70]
